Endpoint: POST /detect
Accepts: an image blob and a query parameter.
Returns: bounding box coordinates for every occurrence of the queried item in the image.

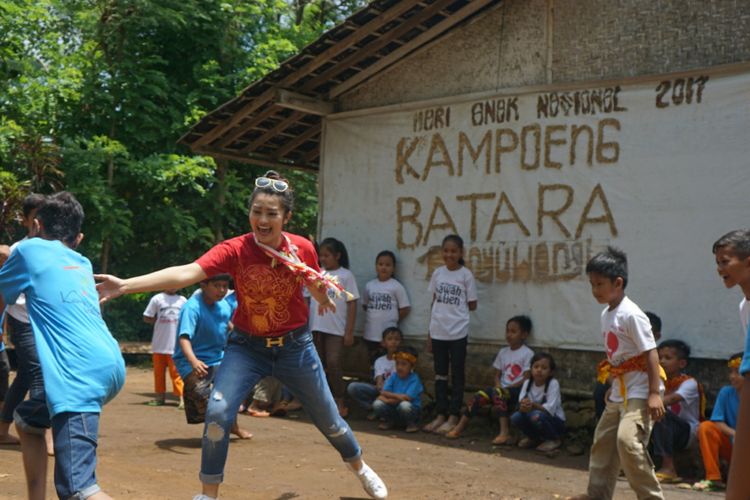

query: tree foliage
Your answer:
[1,0,366,339]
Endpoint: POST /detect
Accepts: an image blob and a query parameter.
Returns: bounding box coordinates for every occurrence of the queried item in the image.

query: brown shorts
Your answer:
[182,366,216,424]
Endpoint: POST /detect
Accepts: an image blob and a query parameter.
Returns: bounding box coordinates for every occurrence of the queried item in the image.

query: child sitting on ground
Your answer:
[511,352,566,452]
[447,315,534,444]
[651,339,704,483]
[347,327,402,417]
[372,346,423,433]
[692,352,744,492]
[0,192,126,500]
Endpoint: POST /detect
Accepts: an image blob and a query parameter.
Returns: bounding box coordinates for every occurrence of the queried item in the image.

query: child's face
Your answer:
[715,246,750,289]
[319,247,339,270]
[375,255,395,281]
[588,272,623,305]
[201,280,229,305]
[249,193,290,247]
[658,347,686,377]
[505,321,527,348]
[382,331,402,353]
[531,357,552,385]
[395,358,412,378]
[441,240,463,269]
[729,365,744,392]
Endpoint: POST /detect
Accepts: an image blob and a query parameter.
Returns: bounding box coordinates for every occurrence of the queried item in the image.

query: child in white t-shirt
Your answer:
[362,250,410,364]
[511,352,566,452]
[422,234,478,435]
[143,289,187,406]
[650,339,703,483]
[569,246,665,500]
[447,315,533,443]
[348,327,402,416]
[310,237,359,417]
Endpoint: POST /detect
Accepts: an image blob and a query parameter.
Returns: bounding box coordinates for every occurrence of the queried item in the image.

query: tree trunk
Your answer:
[213,159,227,243]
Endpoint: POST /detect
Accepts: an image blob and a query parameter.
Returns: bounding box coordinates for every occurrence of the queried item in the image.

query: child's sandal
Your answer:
[692,479,725,492]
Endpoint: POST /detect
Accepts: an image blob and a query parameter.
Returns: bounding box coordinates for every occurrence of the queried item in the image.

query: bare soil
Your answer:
[0,368,720,499]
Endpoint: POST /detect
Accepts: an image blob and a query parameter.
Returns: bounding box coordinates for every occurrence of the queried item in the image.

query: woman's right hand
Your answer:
[94,274,126,304]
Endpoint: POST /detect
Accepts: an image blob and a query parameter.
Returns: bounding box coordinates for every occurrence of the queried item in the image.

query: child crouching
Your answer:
[511,352,566,452]
[372,346,423,433]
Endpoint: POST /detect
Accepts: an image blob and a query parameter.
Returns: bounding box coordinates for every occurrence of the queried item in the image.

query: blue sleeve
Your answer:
[383,373,395,393]
[741,326,750,375]
[178,302,199,340]
[0,248,31,306]
[710,387,730,423]
[405,375,424,401]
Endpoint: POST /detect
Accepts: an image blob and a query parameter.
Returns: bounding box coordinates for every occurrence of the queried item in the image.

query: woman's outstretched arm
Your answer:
[95,263,207,303]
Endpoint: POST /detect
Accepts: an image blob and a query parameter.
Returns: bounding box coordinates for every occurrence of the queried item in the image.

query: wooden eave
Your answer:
[178,0,501,172]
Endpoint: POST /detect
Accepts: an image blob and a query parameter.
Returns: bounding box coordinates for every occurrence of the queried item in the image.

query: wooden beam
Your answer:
[214,104,281,149]
[239,110,307,154]
[195,147,319,173]
[329,0,496,98]
[274,89,334,115]
[274,123,322,159]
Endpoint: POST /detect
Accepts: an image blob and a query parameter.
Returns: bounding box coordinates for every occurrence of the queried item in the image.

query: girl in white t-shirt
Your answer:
[362,250,411,364]
[511,352,566,452]
[310,237,359,417]
[423,234,478,435]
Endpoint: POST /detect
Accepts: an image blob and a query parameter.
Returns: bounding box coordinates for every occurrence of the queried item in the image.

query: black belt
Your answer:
[235,325,308,348]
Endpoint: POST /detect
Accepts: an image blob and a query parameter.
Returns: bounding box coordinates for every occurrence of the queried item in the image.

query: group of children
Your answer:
[2,190,750,500]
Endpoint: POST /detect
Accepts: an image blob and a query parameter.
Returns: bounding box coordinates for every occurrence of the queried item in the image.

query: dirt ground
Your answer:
[0,367,721,499]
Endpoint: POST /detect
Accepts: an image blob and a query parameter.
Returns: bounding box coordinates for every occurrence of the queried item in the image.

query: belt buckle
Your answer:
[265,336,284,348]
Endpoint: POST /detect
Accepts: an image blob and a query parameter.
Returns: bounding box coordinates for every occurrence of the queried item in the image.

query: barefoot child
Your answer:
[423,234,477,435]
[173,275,252,439]
[447,315,534,444]
[143,289,187,406]
[569,246,665,500]
[373,346,423,432]
[713,229,750,499]
[651,339,703,483]
[0,192,125,500]
[511,352,565,452]
[347,326,402,415]
[691,352,743,492]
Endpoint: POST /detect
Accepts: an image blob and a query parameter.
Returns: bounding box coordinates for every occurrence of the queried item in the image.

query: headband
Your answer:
[728,357,742,369]
[394,351,417,365]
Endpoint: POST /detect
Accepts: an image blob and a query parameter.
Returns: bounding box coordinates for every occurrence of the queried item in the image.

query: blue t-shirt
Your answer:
[172,292,236,378]
[383,371,424,410]
[0,239,125,417]
[710,385,740,429]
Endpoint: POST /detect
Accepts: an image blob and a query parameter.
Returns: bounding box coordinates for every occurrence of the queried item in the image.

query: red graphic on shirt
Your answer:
[506,364,523,381]
[236,264,295,334]
[670,402,682,415]
[606,332,619,359]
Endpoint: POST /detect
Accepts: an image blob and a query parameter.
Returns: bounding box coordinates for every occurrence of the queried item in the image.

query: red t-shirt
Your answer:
[195,232,319,337]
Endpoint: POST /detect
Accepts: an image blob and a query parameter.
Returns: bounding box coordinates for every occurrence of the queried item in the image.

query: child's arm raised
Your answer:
[96,263,206,303]
[645,348,665,421]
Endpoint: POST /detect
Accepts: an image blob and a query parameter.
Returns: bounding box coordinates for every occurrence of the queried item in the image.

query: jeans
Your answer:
[3,315,45,425]
[372,399,420,426]
[53,412,102,500]
[200,330,361,484]
[347,382,380,411]
[510,410,565,441]
[651,411,690,458]
[431,337,467,417]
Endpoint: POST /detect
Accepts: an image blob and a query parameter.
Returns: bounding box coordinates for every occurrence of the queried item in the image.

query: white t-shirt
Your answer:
[667,376,701,446]
[519,378,566,421]
[492,345,534,388]
[6,239,29,323]
[143,293,187,354]
[362,278,410,341]
[428,266,478,341]
[373,354,396,381]
[310,267,359,336]
[601,296,660,402]
[739,298,749,336]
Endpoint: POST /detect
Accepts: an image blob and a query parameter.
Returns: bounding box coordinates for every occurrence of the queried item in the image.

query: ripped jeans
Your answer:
[200,330,361,484]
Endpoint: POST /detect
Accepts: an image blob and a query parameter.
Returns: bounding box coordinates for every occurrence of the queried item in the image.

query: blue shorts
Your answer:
[52,412,102,499]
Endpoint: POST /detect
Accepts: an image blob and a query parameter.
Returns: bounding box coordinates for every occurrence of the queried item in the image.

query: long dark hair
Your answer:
[522,352,557,403]
[320,237,350,269]
[442,234,465,266]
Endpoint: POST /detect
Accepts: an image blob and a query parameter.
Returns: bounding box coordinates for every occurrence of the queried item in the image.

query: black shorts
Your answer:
[182,366,216,424]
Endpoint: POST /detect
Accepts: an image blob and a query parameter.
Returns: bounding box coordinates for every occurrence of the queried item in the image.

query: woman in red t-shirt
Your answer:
[96,171,387,500]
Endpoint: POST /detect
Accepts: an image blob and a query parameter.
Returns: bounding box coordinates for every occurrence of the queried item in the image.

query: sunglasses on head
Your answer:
[255,177,289,193]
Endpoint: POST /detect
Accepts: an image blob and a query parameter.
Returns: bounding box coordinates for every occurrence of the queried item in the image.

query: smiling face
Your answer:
[376,254,395,281]
[249,193,291,248]
[442,240,463,270]
[588,272,624,307]
[715,246,750,291]
[531,357,552,386]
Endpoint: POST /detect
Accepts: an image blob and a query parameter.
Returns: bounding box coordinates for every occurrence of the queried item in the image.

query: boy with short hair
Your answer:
[372,346,423,433]
[347,326,402,416]
[713,229,750,498]
[0,191,126,500]
[651,339,703,483]
[570,246,665,500]
[173,276,251,439]
[692,352,743,492]
[143,288,187,407]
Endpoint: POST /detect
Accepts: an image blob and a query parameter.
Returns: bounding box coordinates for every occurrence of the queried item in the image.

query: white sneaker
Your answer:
[192,495,217,500]
[349,461,388,499]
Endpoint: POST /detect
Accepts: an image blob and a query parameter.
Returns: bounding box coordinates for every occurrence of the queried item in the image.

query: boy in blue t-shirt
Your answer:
[0,192,125,500]
[174,280,251,439]
[372,346,423,433]
[713,230,750,498]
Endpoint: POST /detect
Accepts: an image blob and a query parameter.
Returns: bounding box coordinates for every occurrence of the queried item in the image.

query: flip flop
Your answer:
[491,434,513,446]
[247,408,271,418]
[692,479,725,492]
[655,472,683,484]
